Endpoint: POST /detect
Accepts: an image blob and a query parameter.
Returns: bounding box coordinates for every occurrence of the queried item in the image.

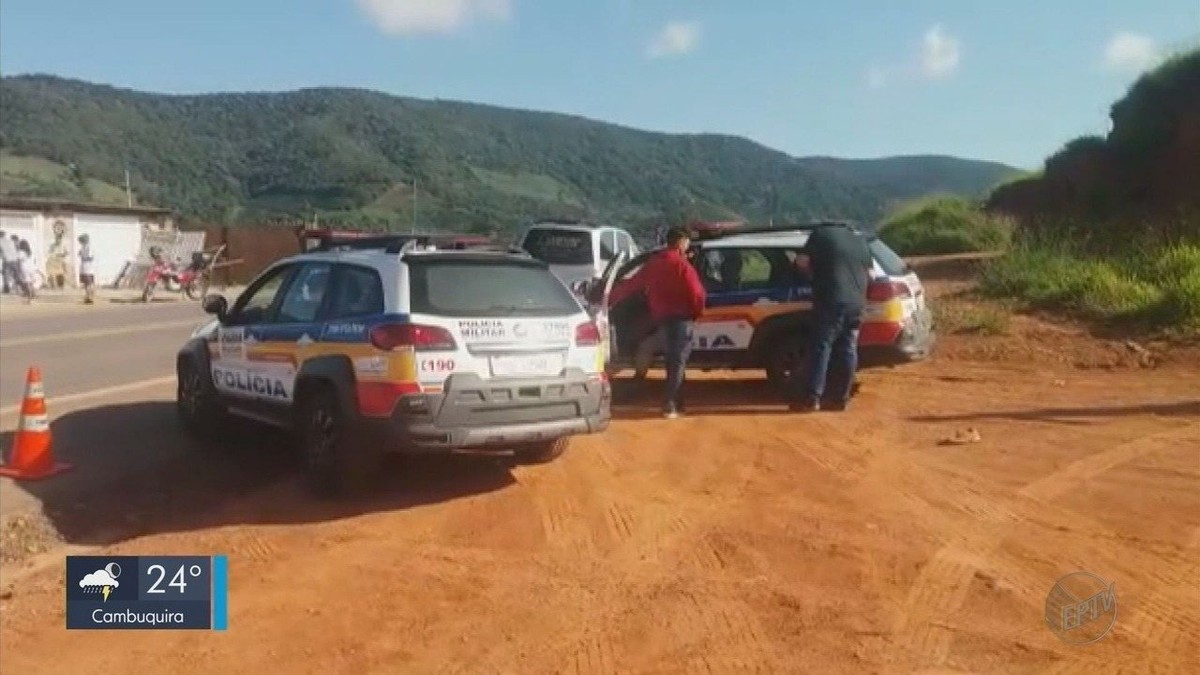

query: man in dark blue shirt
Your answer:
[790,224,874,412]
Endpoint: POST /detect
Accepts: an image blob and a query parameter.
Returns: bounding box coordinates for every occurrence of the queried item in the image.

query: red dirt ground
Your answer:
[1,257,1197,674]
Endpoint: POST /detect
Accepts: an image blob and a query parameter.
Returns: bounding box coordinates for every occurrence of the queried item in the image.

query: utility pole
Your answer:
[124,169,133,207]
[412,178,418,234]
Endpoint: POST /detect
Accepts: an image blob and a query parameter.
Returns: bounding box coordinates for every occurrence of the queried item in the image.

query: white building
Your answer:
[0,198,174,288]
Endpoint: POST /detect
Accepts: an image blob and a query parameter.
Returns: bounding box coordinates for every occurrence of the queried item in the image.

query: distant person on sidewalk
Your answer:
[608,226,706,418]
[78,233,96,304]
[790,224,873,412]
[15,239,37,303]
[0,230,16,294]
[46,224,70,290]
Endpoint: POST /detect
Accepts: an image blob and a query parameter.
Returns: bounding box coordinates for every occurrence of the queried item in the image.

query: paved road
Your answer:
[0,299,224,519]
[0,301,211,410]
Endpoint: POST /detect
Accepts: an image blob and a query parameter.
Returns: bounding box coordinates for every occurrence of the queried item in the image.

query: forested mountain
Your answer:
[0,75,1019,233]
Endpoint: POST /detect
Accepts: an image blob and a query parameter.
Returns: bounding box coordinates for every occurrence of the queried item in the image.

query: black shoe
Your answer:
[789,398,821,413]
[823,399,849,412]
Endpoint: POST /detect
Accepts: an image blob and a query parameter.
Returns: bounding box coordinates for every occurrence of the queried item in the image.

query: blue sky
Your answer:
[1,0,1197,169]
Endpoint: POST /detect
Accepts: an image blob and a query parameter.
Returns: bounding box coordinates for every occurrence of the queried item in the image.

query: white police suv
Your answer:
[177,236,612,497]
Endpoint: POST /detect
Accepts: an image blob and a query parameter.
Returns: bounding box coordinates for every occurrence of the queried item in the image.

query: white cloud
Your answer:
[866,24,961,89]
[920,24,961,79]
[1104,32,1161,73]
[647,21,702,59]
[80,570,119,588]
[354,0,511,37]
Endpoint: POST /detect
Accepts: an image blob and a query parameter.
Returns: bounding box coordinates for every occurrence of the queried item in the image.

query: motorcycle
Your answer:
[142,250,212,303]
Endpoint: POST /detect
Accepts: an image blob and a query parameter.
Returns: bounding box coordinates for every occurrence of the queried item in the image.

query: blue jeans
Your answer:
[794,303,862,403]
[662,318,694,411]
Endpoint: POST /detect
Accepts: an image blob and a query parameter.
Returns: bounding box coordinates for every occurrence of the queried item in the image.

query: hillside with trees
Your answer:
[0,75,1018,234]
[884,48,1199,334]
[988,48,1200,243]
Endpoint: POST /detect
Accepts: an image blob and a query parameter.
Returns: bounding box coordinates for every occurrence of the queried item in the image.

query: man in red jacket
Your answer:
[608,227,707,418]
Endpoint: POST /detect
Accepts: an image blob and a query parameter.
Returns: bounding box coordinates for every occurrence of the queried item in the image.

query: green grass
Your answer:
[979,238,1200,333]
[365,182,418,211]
[468,166,582,206]
[933,302,1011,336]
[879,195,1014,256]
[0,152,132,205]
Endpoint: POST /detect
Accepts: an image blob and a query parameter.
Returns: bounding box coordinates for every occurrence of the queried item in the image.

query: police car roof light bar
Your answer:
[531,218,605,229]
[316,234,427,252]
[695,221,866,240]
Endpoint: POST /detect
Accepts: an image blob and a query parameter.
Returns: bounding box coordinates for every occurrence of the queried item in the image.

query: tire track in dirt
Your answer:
[534,426,690,566]
[1021,424,1200,503]
[225,530,280,563]
[890,423,1200,668]
[976,522,1200,654]
[1119,525,1200,658]
[771,431,870,482]
[570,632,618,675]
[697,535,731,573]
[1040,652,1200,675]
[675,587,772,671]
[588,428,639,473]
[891,547,982,665]
[532,467,597,559]
[606,501,635,542]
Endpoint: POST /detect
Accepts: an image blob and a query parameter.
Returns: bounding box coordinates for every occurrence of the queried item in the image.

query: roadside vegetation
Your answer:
[878,195,1013,256]
[974,47,1200,336]
[933,301,1011,336]
[979,234,1200,332]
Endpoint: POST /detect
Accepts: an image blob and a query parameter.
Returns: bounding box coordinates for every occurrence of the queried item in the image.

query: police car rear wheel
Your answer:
[766,337,806,393]
[301,389,341,496]
[300,387,382,497]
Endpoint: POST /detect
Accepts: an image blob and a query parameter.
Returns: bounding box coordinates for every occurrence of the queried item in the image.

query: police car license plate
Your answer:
[490,353,564,378]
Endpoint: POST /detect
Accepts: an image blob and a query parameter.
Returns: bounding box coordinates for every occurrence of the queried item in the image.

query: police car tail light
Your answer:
[357,381,421,417]
[370,323,457,351]
[575,321,602,347]
[867,280,911,302]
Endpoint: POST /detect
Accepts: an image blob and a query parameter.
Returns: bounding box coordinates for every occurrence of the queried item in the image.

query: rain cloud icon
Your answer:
[79,563,121,601]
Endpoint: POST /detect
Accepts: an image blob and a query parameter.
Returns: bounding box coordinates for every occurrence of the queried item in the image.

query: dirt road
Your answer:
[1,264,1197,673]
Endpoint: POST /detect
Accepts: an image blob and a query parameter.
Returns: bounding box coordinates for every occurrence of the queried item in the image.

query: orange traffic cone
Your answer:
[0,367,72,480]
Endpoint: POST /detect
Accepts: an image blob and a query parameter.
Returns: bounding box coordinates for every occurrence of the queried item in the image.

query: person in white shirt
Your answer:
[15,239,37,302]
[78,233,97,304]
[0,230,17,294]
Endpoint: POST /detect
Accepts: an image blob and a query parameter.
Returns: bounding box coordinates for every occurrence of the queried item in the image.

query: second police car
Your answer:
[589,223,936,389]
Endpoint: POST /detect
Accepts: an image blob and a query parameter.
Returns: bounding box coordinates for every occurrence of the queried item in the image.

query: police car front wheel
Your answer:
[176,360,228,441]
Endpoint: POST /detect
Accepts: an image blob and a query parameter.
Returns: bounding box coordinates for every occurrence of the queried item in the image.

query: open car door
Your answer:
[590,250,629,365]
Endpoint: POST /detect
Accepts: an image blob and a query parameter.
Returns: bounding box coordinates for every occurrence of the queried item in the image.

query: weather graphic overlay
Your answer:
[79,562,123,602]
[65,556,228,630]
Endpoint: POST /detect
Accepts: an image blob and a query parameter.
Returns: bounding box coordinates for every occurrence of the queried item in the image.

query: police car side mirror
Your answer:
[202,294,228,320]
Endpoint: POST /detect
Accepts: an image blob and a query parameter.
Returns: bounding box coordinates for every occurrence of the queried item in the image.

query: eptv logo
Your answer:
[1045,572,1117,645]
